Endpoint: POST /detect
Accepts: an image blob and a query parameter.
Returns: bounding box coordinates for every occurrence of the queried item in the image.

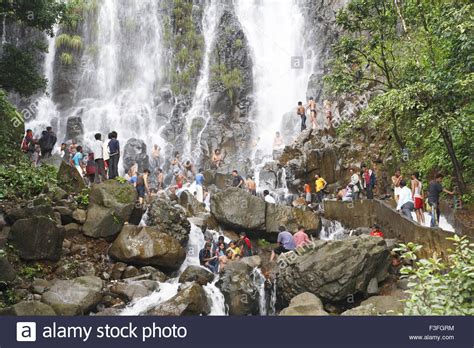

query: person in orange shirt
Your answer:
[370,224,384,238]
[304,183,312,204]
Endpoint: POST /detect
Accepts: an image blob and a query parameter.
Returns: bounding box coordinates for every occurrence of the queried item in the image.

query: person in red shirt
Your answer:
[239,232,253,257]
[304,183,312,204]
[370,224,384,238]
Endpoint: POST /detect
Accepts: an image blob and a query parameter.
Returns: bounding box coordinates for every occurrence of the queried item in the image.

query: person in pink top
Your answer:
[293,226,310,248]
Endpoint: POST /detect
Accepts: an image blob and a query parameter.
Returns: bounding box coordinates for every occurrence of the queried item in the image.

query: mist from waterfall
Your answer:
[235,0,316,154]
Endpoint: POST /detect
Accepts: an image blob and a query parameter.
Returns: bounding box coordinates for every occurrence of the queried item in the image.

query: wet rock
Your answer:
[122,138,150,173]
[239,255,262,269]
[31,279,50,294]
[65,116,84,142]
[280,292,328,316]
[178,265,215,286]
[146,198,191,246]
[9,216,64,261]
[110,281,156,301]
[140,266,168,282]
[265,203,321,236]
[83,180,137,240]
[4,301,56,316]
[111,262,127,280]
[366,277,379,295]
[57,161,86,194]
[360,295,404,315]
[217,261,260,316]
[72,209,87,224]
[178,190,207,217]
[41,276,103,315]
[77,261,96,277]
[109,225,186,272]
[341,304,377,316]
[0,256,16,282]
[277,236,390,305]
[148,282,210,316]
[211,188,266,231]
[122,266,140,279]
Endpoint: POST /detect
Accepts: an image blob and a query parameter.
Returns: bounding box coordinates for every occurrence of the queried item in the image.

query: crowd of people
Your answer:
[296,97,334,132]
[21,127,58,166]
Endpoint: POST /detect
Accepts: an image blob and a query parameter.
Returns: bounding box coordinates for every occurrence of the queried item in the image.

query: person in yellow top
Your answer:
[315,174,327,203]
[226,241,241,261]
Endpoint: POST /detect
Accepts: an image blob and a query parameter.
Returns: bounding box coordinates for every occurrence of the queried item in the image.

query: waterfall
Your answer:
[182,0,219,163]
[320,219,348,241]
[1,14,6,44]
[235,0,316,154]
[251,267,268,315]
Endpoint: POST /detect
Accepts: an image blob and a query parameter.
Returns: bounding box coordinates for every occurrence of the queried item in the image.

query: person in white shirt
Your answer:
[92,133,106,183]
[349,168,361,200]
[263,190,276,204]
[396,180,414,220]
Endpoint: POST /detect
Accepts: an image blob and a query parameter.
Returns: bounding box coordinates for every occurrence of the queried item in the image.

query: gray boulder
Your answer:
[179,265,215,286]
[277,236,390,305]
[65,116,84,142]
[109,225,186,272]
[360,295,404,315]
[279,292,328,316]
[146,198,191,246]
[211,188,266,230]
[341,304,377,316]
[0,256,16,282]
[148,282,210,316]
[9,217,64,261]
[122,138,150,173]
[178,190,207,217]
[265,203,321,236]
[57,161,86,194]
[2,301,56,316]
[41,276,103,315]
[83,180,137,240]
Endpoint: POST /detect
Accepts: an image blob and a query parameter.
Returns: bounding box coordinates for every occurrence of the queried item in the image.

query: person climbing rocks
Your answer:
[411,172,425,225]
[38,126,57,158]
[293,226,310,248]
[92,133,106,183]
[324,100,333,128]
[136,169,151,205]
[263,190,276,204]
[370,224,384,238]
[239,232,253,257]
[211,149,224,169]
[195,168,205,202]
[314,174,327,203]
[427,173,454,228]
[108,131,120,179]
[349,168,361,200]
[270,226,296,261]
[304,182,312,204]
[361,164,376,199]
[199,242,218,273]
[246,176,257,196]
[306,97,317,129]
[71,145,85,177]
[391,168,403,203]
[297,101,306,132]
[396,179,414,220]
[231,170,244,188]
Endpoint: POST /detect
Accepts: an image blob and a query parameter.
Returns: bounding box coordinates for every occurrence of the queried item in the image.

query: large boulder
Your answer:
[109,225,186,272]
[148,282,210,316]
[279,292,328,316]
[360,295,404,315]
[0,256,16,282]
[9,216,64,261]
[277,236,390,305]
[65,116,84,142]
[265,203,321,236]
[83,180,137,240]
[57,161,86,194]
[122,138,150,173]
[1,301,56,316]
[211,188,266,231]
[216,261,260,316]
[178,265,215,286]
[178,190,207,217]
[41,276,103,315]
[146,198,191,246]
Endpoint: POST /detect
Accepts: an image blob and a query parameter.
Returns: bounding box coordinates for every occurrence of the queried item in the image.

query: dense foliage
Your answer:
[395,236,474,315]
[326,0,473,195]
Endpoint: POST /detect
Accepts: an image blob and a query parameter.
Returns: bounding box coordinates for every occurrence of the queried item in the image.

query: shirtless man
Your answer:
[307,97,317,129]
[273,132,284,149]
[297,102,306,132]
[391,169,403,203]
[212,149,223,169]
[246,176,257,196]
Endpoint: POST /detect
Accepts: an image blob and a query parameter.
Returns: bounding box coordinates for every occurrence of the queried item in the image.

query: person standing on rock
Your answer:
[38,126,57,158]
[411,172,425,225]
[324,100,333,128]
[270,226,296,261]
[263,190,276,204]
[151,144,162,169]
[108,131,120,179]
[304,182,312,204]
[183,160,196,183]
[231,170,244,188]
[246,176,257,196]
[92,133,106,183]
[314,174,327,203]
[349,168,361,200]
[195,168,205,202]
[396,180,414,220]
[297,101,306,131]
[428,173,454,228]
[391,168,403,203]
[293,226,310,248]
[362,164,376,199]
[156,168,164,191]
[21,129,34,156]
[136,169,150,205]
[306,97,317,129]
[71,145,85,177]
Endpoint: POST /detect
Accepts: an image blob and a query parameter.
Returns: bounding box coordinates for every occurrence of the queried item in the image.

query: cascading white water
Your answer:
[182,0,219,163]
[235,0,316,154]
[319,219,348,241]
[1,14,7,44]
[411,212,455,232]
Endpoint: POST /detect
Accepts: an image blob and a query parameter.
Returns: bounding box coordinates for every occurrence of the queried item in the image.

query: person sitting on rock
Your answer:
[370,224,384,238]
[136,169,151,205]
[239,232,253,257]
[216,242,228,271]
[293,226,310,248]
[199,242,218,273]
[396,179,414,220]
[270,226,296,261]
[226,241,241,261]
[263,190,276,204]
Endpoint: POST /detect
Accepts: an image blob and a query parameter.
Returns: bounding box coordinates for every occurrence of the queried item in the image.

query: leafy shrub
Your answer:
[395,236,474,315]
[75,188,90,208]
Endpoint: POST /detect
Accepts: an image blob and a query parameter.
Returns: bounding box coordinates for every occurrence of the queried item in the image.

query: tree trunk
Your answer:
[391,110,405,149]
[439,127,467,195]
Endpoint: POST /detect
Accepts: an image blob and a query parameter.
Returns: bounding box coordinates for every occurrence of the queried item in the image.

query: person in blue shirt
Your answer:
[270,226,296,261]
[195,168,205,202]
[108,131,120,179]
[71,146,85,177]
